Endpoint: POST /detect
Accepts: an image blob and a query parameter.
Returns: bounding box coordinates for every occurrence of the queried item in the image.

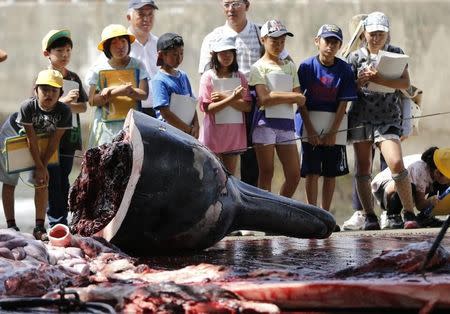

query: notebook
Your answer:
[302,111,348,145]
[170,93,197,125]
[4,134,59,174]
[99,69,139,121]
[366,51,409,93]
[212,77,243,124]
[265,72,295,119]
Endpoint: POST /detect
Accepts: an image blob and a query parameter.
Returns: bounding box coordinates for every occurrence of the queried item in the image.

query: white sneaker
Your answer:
[342,211,365,231]
[380,211,388,229]
[238,230,266,236]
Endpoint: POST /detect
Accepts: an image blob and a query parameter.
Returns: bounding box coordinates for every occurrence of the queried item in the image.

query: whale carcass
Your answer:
[69,110,335,255]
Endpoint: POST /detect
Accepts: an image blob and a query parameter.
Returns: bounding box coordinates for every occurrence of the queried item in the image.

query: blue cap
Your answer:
[128,0,158,10]
[316,24,343,42]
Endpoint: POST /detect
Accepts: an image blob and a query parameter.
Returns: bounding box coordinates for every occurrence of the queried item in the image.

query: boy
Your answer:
[152,32,199,137]
[42,29,88,227]
[296,24,357,230]
[0,69,72,240]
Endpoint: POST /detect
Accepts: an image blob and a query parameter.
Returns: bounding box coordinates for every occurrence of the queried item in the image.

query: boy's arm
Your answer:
[41,129,66,166]
[322,100,347,146]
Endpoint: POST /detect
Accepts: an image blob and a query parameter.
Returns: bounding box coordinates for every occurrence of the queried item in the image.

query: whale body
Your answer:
[69,110,335,256]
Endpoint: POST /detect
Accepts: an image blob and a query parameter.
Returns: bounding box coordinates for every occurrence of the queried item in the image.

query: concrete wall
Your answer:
[1,0,449,153]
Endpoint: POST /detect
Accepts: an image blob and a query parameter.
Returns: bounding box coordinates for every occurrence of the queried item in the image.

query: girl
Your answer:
[248,19,305,197]
[346,12,416,230]
[198,36,252,174]
[85,24,149,148]
[372,147,450,229]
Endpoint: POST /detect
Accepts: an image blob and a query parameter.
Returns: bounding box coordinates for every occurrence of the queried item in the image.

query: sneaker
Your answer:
[381,212,404,229]
[363,213,381,230]
[33,226,49,241]
[416,212,444,228]
[333,225,341,232]
[8,225,20,232]
[342,211,365,231]
[402,211,419,229]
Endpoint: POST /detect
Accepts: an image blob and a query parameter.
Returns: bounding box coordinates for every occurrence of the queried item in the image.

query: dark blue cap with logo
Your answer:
[316,24,343,42]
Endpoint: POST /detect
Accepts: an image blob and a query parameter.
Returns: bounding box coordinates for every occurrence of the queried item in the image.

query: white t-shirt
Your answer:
[371,154,433,194]
[129,32,158,108]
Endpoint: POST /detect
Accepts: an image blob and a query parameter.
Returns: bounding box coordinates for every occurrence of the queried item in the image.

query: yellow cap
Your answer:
[35,69,64,88]
[42,29,71,52]
[97,24,135,51]
[434,148,450,179]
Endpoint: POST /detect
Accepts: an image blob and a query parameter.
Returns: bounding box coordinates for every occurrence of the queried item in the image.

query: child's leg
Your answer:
[254,144,275,192]
[353,141,375,214]
[379,139,415,213]
[2,183,16,227]
[276,143,300,198]
[47,156,73,226]
[322,177,336,211]
[220,154,238,176]
[305,174,319,206]
[35,186,48,224]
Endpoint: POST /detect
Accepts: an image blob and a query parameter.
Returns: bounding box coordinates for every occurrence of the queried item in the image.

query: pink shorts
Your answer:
[252,126,296,145]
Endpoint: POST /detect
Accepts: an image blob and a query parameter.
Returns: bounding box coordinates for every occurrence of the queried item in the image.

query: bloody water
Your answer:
[142,229,450,280]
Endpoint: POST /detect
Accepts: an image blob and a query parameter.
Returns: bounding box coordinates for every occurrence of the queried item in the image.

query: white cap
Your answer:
[211,36,236,52]
[260,19,294,38]
[364,12,390,32]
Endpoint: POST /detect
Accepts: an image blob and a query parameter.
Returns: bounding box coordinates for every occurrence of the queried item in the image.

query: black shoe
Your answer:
[402,211,419,229]
[8,225,20,232]
[363,213,380,230]
[333,225,341,232]
[417,212,444,228]
[384,214,404,229]
[33,226,49,241]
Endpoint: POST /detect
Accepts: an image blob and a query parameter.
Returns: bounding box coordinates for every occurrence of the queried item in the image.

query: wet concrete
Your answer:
[143,229,450,280]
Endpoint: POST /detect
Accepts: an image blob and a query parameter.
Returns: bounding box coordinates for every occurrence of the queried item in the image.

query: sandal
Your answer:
[33,226,49,241]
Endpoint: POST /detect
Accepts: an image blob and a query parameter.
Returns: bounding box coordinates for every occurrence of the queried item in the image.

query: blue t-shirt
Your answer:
[151,69,194,120]
[295,56,357,135]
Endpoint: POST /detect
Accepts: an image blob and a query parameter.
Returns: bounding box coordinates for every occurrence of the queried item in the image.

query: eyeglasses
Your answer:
[223,1,244,9]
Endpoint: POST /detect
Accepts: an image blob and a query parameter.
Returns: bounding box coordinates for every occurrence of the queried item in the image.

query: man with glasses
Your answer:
[127,0,159,117]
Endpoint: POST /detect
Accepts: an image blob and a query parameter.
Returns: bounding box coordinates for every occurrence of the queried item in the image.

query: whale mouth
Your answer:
[69,131,133,236]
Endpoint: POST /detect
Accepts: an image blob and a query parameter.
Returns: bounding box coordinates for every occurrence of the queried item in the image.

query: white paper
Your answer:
[265,72,295,119]
[366,51,409,93]
[212,77,243,124]
[62,80,80,127]
[170,93,197,124]
[302,111,348,145]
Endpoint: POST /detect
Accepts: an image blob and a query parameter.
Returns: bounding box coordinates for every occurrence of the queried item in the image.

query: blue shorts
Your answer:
[301,142,349,177]
[252,126,296,145]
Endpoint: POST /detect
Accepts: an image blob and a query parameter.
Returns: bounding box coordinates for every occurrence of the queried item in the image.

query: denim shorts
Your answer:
[301,142,349,177]
[252,126,296,145]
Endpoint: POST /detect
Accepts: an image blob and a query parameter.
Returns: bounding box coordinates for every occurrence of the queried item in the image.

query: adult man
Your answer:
[127,0,159,117]
[198,0,263,187]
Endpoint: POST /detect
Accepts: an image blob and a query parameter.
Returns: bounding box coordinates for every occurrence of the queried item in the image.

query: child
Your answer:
[248,20,305,197]
[0,48,7,62]
[296,24,357,228]
[372,147,450,229]
[152,32,199,137]
[41,29,88,227]
[0,69,72,240]
[346,11,416,230]
[198,36,252,174]
[85,24,149,148]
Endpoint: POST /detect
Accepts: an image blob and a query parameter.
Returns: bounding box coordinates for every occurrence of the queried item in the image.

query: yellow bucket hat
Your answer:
[42,29,71,52]
[97,24,135,51]
[434,147,450,179]
[35,69,63,88]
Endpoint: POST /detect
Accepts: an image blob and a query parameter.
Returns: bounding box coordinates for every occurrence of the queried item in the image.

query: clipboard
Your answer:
[366,51,409,93]
[170,93,197,125]
[3,134,59,174]
[265,72,295,119]
[99,69,139,122]
[302,111,348,145]
[212,77,244,124]
[63,79,80,128]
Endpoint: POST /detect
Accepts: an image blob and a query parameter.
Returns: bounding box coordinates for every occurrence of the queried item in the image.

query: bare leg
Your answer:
[34,186,48,222]
[254,144,275,192]
[305,174,319,206]
[220,154,239,176]
[276,144,300,198]
[2,183,16,225]
[322,176,336,211]
[353,141,375,214]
